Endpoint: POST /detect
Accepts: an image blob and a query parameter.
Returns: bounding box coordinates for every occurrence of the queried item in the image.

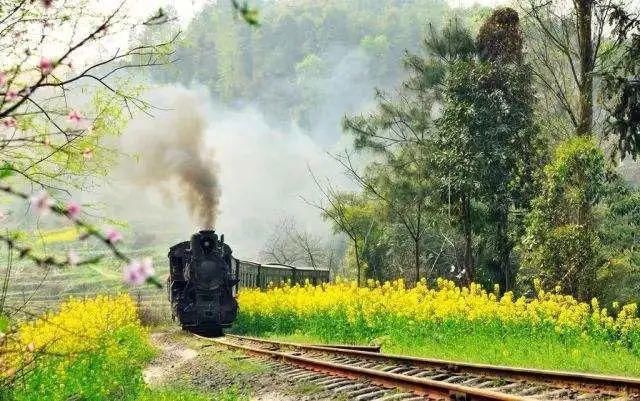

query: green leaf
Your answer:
[0,162,15,180]
[79,255,104,266]
[0,315,9,333]
[146,275,163,289]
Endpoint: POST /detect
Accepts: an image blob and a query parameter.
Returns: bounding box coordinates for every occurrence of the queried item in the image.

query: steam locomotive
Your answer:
[167,230,238,336]
[168,229,331,335]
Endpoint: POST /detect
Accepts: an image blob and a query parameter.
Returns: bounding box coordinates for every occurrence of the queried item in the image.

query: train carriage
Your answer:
[234,260,330,289]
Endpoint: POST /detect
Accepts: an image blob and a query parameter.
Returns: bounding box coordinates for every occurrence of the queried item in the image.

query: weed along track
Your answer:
[205,334,640,401]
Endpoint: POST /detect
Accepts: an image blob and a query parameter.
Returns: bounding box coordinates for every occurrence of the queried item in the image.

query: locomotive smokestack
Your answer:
[122,87,220,227]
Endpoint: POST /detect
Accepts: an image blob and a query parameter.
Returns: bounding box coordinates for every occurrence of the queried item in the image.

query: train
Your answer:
[167,229,330,335]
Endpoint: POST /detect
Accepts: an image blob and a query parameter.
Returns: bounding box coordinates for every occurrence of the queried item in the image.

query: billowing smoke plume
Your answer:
[99,46,379,256]
[121,86,220,227]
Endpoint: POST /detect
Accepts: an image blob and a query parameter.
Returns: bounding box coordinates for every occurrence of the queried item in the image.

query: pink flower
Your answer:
[0,211,6,221]
[139,257,154,277]
[67,250,80,267]
[0,72,6,86]
[123,259,154,286]
[65,201,81,219]
[29,190,54,216]
[67,110,83,125]
[105,227,123,243]
[123,261,145,286]
[1,118,16,128]
[5,90,18,102]
[38,57,54,75]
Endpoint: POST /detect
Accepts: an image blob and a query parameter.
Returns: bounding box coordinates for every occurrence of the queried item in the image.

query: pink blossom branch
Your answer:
[0,5,121,119]
[0,184,161,288]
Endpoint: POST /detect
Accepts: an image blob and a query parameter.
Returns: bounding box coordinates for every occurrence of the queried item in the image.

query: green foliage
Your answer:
[340,10,543,287]
[137,388,211,401]
[1,80,143,193]
[597,178,640,304]
[231,1,260,26]
[475,7,523,63]
[0,315,8,333]
[598,5,640,159]
[519,137,607,299]
[437,60,539,199]
[423,20,475,63]
[427,9,541,288]
[360,34,392,78]
[321,192,388,281]
[0,163,14,180]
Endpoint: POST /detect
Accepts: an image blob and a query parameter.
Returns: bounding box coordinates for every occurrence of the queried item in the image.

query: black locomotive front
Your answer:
[167,230,238,335]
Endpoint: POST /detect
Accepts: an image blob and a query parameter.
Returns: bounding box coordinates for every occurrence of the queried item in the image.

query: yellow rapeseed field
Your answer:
[17,294,145,354]
[3,295,153,401]
[237,278,640,346]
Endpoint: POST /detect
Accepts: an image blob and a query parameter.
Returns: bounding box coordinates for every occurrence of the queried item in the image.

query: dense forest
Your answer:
[143,0,640,306]
[148,0,468,143]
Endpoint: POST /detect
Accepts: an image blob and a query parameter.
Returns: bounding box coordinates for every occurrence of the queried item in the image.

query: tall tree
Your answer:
[524,0,639,145]
[343,11,542,288]
[436,8,542,288]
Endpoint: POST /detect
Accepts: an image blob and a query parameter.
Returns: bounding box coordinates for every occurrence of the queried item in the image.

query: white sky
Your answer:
[108,0,208,25]
[112,0,514,27]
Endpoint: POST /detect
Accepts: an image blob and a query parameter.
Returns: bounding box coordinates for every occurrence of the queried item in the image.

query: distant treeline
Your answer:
[147,0,473,135]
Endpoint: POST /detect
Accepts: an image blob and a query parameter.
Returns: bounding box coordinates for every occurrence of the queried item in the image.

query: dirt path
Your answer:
[144,329,317,400]
[143,332,198,385]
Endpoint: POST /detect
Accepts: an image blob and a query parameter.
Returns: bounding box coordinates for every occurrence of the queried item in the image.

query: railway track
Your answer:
[207,334,640,401]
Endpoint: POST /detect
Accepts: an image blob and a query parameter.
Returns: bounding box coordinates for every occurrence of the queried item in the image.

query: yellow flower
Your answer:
[237,278,640,346]
[4,294,146,373]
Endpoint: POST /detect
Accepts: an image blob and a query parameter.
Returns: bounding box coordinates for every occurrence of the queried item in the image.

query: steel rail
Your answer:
[311,343,381,353]
[224,334,640,395]
[211,335,535,401]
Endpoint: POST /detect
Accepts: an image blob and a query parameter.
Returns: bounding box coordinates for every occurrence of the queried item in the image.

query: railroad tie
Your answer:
[354,389,391,401]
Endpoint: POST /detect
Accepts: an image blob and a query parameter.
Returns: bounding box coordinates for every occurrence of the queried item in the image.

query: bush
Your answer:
[518,136,606,300]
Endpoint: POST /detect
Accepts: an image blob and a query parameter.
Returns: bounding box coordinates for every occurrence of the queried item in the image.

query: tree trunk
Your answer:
[462,194,474,283]
[576,0,594,135]
[497,200,511,291]
[414,237,421,284]
[353,239,362,286]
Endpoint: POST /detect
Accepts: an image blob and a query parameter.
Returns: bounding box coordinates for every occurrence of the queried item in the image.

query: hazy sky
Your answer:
[115,0,513,26]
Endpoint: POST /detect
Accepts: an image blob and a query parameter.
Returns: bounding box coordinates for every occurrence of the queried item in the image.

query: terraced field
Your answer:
[0,244,172,322]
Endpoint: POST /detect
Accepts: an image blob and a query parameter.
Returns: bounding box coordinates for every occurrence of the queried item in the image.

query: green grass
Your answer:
[208,351,270,375]
[138,387,248,401]
[241,323,640,378]
[289,382,323,396]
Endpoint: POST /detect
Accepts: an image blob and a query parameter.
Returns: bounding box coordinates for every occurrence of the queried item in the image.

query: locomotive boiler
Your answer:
[167,229,238,336]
